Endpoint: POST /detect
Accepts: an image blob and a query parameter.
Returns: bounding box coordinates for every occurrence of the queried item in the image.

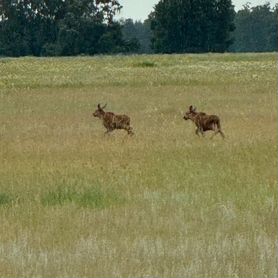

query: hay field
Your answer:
[0,53,277,277]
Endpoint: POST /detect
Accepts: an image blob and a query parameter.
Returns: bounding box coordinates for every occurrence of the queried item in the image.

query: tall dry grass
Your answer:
[0,53,277,277]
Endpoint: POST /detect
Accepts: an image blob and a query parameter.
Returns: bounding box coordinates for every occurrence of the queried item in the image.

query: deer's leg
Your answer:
[200,128,205,137]
[219,129,225,139]
[210,123,218,139]
[211,124,225,140]
[125,125,134,136]
[216,121,225,139]
[128,127,134,135]
[195,128,200,136]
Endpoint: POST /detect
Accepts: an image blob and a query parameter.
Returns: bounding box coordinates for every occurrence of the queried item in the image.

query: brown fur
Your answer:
[93,104,134,135]
[183,105,225,138]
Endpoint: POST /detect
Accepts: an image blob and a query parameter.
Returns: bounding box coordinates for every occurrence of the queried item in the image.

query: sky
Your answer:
[117,0,277,21]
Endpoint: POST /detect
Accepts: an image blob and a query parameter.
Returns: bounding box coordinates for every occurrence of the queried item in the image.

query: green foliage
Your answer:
[149,0,235,53]
[121,18,153,53]
[0,1,276,56]
[0,0,136,57]
[230,3,278,52]
[41,43,58,57]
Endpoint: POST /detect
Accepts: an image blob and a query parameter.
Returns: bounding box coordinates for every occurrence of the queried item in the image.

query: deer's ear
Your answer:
[193,106,197,112]
[97,104,101,109]
[102,103,107,109]
[189,105,193,111]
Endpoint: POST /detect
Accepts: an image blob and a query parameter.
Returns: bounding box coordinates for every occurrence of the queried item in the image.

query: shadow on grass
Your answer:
[132,61,156,68]
[41,186,125,209]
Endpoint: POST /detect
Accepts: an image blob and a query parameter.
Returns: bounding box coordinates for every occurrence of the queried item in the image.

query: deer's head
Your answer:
[183,105,197,120]
[93,103,107,118]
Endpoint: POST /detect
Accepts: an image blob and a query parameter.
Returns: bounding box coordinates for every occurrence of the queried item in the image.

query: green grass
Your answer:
[0,193,13,206]
[41,186,124,208]
[0,53,277,277]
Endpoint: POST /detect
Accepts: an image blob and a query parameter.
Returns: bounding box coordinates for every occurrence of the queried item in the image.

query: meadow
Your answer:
[0,53,277,277]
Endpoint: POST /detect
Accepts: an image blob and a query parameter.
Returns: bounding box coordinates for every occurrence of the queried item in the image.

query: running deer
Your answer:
[183,105,225,138]
[93,104,134,135]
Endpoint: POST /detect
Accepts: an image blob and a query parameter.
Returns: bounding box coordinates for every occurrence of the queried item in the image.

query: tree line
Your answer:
[230,3,277,52]
[0,0,139,56]
[122,2,277,54]
[0,0,277,57]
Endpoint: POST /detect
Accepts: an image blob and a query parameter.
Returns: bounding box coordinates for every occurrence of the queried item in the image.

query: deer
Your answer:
[183,105,225,139]
[93,103,134,135]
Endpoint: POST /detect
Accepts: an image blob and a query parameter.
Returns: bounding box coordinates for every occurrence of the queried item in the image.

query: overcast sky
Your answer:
[118,0,277,21]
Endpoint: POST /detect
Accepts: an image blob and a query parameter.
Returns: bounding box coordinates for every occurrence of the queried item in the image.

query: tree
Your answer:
[269,4,278,50]
[149,0,235,53]
[230,3,278,52]
[121,18,152,53]
[0,0,129,57]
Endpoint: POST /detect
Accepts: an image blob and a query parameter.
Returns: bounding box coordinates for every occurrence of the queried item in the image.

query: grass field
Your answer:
[0,53,277,277]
